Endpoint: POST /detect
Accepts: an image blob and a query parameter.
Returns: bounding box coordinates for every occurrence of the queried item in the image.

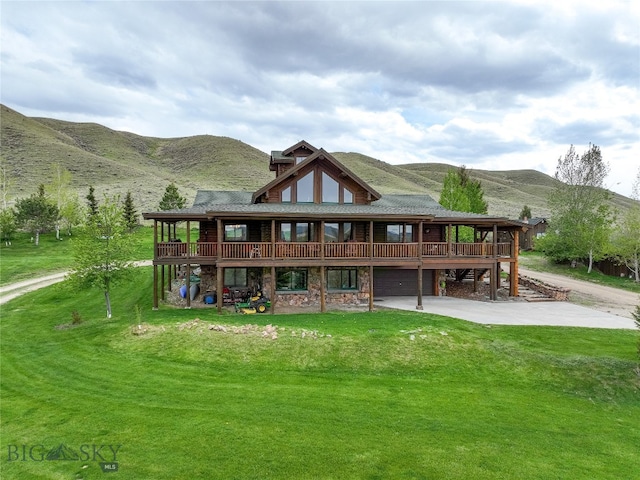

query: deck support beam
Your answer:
[369,265,374,312]
[216,265,223,314]
[510,229,520,296]
[153,264,158,310]
[320,266,326,313]
[270,266,276,314]
[416,265,423,310]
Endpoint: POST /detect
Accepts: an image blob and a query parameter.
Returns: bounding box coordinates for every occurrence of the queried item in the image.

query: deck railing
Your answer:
[156,241,512,260]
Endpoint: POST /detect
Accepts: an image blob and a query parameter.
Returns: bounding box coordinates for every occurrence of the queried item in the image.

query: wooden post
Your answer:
[369,265,374,312]
[447,224,452,257]
[270,266,276,314]
[320,266,326,313]
[511,230,520,296]
[216,265,223,314]
[186,220,191,259]
[271,220,276,259]
[186,262,191,308]
[153,265,158,310]
[369,220,374,259]
[217,218,223,258]
[493,224,499,298]
[161,265,165,301]
[416,265,423,310]
[320,221,325,260]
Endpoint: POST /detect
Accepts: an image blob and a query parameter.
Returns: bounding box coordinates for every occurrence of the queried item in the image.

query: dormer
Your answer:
[255,143,381,206]
[269,140,318,177]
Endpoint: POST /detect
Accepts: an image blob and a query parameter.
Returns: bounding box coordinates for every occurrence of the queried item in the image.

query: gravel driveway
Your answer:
[518,266,639,319]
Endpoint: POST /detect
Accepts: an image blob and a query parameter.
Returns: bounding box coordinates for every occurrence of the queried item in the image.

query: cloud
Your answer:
[0,0,638,196]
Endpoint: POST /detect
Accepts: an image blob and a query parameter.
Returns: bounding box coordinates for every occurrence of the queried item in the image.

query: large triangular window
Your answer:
[296,171,314,203]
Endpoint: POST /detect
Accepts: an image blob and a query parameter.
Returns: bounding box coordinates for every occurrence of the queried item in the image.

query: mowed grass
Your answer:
[1,268,639,479]
[0,228,159,286]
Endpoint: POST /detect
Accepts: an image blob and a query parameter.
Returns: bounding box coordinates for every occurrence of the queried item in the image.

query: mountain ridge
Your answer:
[2,104,636,218]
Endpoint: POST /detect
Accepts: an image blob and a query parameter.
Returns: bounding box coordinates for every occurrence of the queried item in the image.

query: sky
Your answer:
[1,1,639,197]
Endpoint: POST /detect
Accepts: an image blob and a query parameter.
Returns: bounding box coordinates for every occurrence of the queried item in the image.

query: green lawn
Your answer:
[0,227,161,286]
[2,268,639,479]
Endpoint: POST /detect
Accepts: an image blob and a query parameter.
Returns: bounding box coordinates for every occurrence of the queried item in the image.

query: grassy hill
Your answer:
[1,104,636,218]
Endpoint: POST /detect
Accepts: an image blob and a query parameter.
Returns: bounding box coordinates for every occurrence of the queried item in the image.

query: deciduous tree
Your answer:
[539,144,613,273]
[609,167,640,282]
[0,160,13,209]
[14,184,58,246]
[439,166,488,242]
[45,164,77,239]
[0,208,17,245]
[69,195,136,318]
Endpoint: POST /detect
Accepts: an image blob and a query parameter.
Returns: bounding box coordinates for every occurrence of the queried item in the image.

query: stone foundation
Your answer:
[172,265,370,309]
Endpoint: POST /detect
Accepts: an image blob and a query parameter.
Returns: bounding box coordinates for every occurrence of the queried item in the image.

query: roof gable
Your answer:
[282,140,318,157]
[254,145,381,203]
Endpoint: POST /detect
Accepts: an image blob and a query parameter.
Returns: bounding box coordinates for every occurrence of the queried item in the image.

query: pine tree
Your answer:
[86,186,98,218]
[122,191,138,232]
[519,205,532,220]
[159,183,186,211]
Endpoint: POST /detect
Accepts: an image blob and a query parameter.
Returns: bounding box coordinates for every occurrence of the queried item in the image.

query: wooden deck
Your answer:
[155,241,513,263]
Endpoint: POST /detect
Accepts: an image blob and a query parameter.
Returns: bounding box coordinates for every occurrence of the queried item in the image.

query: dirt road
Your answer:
[0,261,153,306]
[518,267,639,319]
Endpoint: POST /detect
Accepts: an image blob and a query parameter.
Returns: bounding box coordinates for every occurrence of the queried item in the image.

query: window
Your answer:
[324,223,339,242]
[276,268,308,291]
[280,223,292,242]
[295,156,307,164]
[296,171,314,203]
[327,268,358,290]
[322,172,339,203]
[225,224,247,241]
[386,224,413,242]
[343,188,353,204]
[281,222,314,242]
[224,268,247,287]
[324,222,353,242]
[281,186,291,203]
[296,223,313,242]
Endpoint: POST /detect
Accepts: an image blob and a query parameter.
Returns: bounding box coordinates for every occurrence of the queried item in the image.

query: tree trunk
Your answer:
[104,290,112,318]
[587,249,593,273]
[35,231,40,246]
[635,255,640,283]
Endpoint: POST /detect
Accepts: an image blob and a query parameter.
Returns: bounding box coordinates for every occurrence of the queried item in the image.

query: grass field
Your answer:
[1,267,639,479]
[0,227,159,286]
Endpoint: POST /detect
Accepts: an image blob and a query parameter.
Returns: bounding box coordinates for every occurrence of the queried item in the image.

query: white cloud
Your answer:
[1,0,638,197]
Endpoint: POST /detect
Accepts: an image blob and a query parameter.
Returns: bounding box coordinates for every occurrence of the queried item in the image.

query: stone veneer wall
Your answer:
[196,266,370,307]
[264,267,370,307]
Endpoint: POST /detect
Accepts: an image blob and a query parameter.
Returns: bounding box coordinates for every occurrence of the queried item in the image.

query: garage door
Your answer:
[373,268,433,297]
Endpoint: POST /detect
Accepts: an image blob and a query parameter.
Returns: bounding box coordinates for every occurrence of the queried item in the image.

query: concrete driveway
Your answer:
[374,296,637,329]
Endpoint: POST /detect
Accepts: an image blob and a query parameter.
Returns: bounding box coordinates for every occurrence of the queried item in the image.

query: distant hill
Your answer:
[1,104,637,218]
